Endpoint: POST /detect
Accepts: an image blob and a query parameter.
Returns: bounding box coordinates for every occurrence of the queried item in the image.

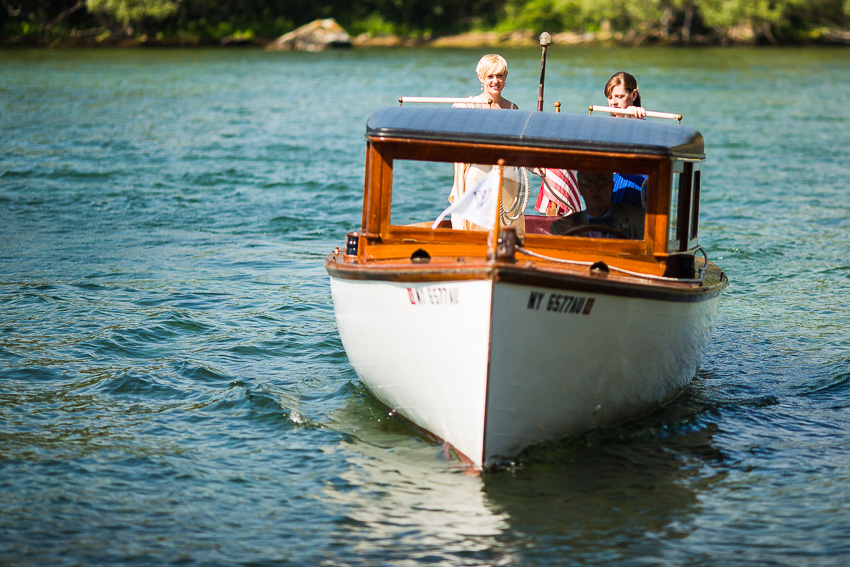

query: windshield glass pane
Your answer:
[390,158,648,241]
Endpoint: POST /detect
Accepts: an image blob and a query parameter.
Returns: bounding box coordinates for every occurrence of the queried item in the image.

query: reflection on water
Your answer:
[484,421,720,564]
[324,389,514,564]
[326,351,850,565]
[324,384,727,565]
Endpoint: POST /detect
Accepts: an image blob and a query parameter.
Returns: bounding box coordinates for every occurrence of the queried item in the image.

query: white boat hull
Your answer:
[329,273,721,468]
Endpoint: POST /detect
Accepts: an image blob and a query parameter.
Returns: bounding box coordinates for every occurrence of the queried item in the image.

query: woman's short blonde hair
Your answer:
[475,54,508,80]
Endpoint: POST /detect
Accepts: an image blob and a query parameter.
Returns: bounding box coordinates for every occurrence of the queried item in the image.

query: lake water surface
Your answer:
[1,46,849,565]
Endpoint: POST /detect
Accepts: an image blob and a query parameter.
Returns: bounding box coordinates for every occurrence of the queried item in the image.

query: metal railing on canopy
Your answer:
[589,105,682,123]
[399,97,493,107]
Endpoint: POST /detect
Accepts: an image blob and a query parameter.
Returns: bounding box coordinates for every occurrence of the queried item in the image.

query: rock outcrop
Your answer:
[266,18,352,52]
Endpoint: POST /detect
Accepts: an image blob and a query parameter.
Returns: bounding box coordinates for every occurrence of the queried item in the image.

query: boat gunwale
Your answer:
[325,253,727,303]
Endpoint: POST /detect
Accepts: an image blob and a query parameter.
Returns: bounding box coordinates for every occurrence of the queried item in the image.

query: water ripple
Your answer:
[2,47,849,566]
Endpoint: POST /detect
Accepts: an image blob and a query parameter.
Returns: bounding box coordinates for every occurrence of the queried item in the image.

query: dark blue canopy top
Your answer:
[366,107,705,160]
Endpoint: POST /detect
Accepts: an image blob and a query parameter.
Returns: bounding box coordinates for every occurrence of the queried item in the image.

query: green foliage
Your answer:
[348,14,398,37]
[698,0,847,42]
[503,0,849,42]
[503,0,584,31]
[1,0,93,40]
[85,0,178,37]
[699,0,778,28]
[1,0,848,44]
[86,0,178,27]
[502,0,699,36]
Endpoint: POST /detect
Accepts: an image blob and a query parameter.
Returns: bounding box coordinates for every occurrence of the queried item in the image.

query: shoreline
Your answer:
[3,28,848,49]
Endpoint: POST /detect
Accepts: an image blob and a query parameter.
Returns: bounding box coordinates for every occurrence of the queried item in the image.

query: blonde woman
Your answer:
[448,54,524,234]
[453,53,518,110]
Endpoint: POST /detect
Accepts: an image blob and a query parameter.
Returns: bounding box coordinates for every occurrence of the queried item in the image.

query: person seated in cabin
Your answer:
[549,170,644,240]
[449,54,524,235]
[604,71,649,208]
[611,172,647,209]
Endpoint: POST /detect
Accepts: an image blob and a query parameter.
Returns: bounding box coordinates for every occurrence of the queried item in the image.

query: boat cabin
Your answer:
[344,106,706,279]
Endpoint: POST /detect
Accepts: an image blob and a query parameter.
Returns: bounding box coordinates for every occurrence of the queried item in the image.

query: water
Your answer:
[1,46,849,565]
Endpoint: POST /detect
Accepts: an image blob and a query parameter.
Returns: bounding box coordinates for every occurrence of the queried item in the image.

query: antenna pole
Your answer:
[537,32,552,112]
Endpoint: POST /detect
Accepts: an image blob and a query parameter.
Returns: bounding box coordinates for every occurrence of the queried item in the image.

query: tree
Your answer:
[86,0,178,38]
[503,0,584,33]
[1,0,91,41]
[501,0,706,42]
[695,0,848,43]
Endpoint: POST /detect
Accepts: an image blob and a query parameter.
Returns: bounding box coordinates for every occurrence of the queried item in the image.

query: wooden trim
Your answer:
[645,160,671,257]
[360,141,370,232]
[357,137,703,275]
[494,263,726,303]
[362,142,381,236]
[326,254,727,303]
[376,137,663,172]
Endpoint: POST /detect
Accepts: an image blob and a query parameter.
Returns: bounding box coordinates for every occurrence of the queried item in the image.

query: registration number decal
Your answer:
[407,286,459,305]
[527,291,595,315]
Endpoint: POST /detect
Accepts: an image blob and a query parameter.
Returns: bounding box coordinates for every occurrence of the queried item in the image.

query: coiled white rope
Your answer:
[501,167,529,224]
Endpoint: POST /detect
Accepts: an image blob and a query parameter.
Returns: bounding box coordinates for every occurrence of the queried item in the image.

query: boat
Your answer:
[325,100,727,469]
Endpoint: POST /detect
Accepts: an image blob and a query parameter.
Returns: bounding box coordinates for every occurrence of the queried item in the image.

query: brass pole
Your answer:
[490,160,505,260]
[537,32,552,112]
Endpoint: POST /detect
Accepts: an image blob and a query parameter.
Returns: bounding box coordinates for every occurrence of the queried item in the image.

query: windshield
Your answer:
[390,158,649,241]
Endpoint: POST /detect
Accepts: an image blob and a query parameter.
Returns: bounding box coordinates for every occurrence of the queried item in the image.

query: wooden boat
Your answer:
[325,103,727,469]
